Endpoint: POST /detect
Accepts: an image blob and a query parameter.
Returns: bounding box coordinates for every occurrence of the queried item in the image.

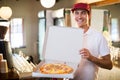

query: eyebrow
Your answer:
[74,9,89,14]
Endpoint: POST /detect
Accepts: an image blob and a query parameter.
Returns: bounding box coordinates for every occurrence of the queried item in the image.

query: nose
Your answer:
[78,14,82,19]
[77,12,82,18]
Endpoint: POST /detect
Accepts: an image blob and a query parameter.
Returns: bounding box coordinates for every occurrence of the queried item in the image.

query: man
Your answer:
[71,3,113,80]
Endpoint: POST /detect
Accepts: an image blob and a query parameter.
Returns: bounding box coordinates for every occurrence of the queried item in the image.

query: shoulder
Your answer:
[89,27,103,37]
[89,27,107,43]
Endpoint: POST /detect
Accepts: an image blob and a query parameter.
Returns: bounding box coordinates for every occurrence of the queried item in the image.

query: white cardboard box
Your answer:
[32,26,83,79]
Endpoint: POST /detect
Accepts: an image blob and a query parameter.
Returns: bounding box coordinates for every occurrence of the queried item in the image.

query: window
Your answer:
[10,18,24,48]
[111,18,120,42]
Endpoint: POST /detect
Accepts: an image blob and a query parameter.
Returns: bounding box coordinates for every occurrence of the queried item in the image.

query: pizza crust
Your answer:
[40,63,73,74]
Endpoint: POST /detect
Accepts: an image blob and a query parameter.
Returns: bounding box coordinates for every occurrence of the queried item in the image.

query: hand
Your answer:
[79,48,92,60]
[79,48,113,70]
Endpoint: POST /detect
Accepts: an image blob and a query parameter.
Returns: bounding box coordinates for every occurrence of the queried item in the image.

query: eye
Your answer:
[81,11,87,15]
[74,10,88,16]
[74,11,79,15]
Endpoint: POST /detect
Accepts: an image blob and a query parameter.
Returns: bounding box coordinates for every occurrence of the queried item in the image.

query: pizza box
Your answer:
[32,26,83,79]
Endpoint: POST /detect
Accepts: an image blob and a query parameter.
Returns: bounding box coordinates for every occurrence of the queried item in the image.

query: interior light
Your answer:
[0,6,12,20]
[76,0,104,4]
[40,0,56,8]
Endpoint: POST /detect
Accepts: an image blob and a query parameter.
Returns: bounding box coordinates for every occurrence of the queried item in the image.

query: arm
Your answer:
[80,48,113,70]
[89,54,113,70]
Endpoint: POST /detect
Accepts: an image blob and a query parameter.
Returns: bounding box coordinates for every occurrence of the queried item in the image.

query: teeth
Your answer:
[77,19,83,23]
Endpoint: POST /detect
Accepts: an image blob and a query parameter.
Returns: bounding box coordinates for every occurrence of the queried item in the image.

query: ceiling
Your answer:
[0,0,120,8]
[90,0,120,7]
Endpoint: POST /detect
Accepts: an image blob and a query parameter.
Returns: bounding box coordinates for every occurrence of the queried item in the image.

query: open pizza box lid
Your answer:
[32,26,83,79]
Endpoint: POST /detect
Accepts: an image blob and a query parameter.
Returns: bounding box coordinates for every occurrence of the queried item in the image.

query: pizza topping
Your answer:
[40,63,73,74]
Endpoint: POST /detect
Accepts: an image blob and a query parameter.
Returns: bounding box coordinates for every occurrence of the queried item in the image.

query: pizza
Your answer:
[39,63,73,74]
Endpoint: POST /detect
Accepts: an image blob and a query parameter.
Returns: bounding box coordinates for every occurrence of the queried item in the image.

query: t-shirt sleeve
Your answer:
[99,35,110,56]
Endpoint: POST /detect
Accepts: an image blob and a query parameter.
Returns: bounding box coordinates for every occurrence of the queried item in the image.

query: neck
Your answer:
[83,25,89,33]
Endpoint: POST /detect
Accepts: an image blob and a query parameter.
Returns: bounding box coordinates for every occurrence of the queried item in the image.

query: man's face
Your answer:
[73,9,90,29]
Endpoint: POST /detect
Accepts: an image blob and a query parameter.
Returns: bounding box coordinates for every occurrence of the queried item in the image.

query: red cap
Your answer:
[71,3,91,13]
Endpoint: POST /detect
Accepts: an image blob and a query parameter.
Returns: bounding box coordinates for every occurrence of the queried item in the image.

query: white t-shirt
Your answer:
[74,27,110,80]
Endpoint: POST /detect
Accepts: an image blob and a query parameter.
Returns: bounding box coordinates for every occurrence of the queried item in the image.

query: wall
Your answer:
[0,0,76,63]
[94,4,120,18]
[93,4,120,47]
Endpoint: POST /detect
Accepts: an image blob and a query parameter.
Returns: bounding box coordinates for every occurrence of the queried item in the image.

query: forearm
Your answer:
[88,54,113,70]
